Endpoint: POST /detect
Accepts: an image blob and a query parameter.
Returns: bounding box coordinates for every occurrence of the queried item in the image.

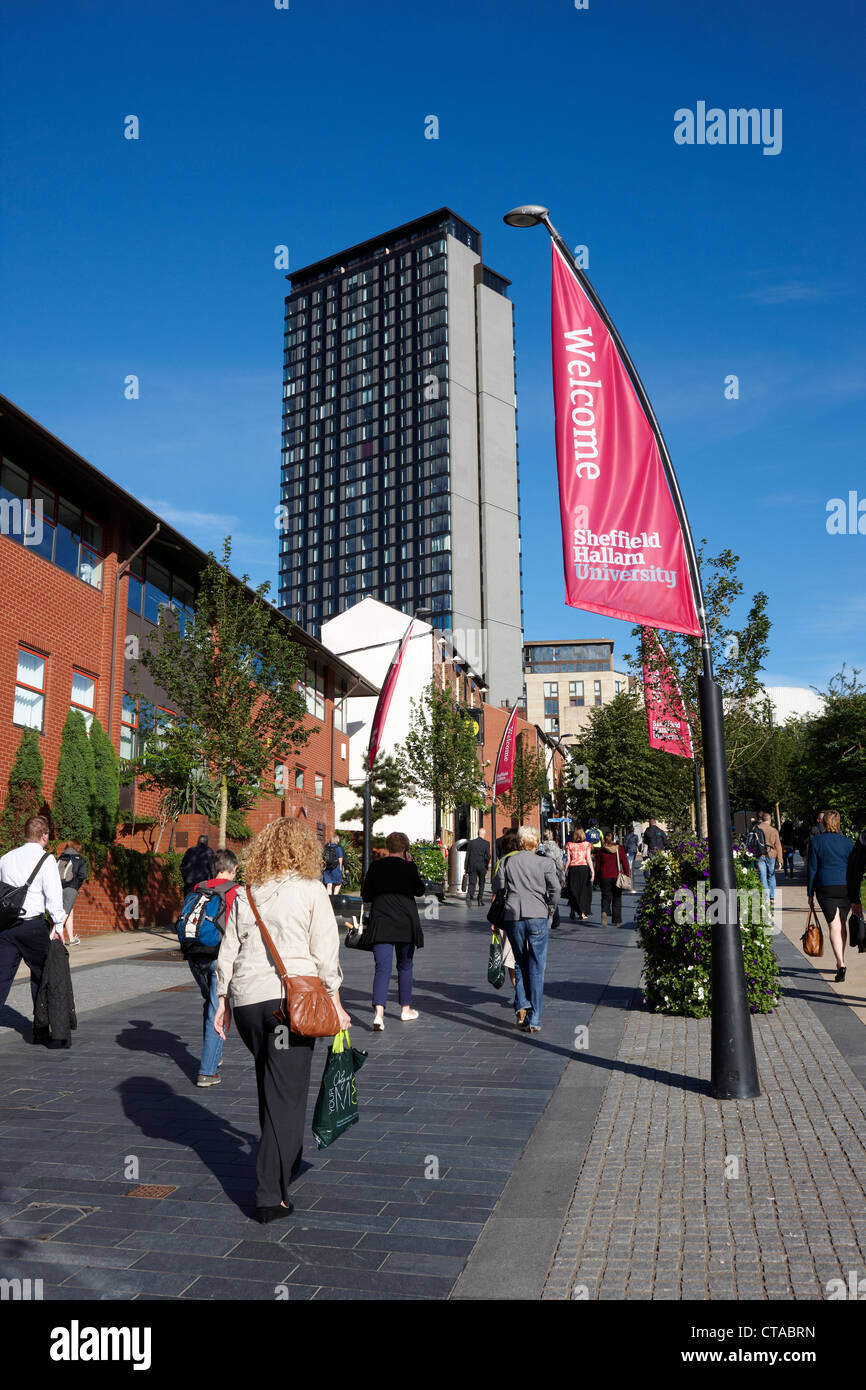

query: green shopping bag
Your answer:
[487,930,505,989]
[312,1029,368,1149]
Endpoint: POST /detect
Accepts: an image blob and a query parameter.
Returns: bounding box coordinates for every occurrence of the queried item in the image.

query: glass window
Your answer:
[120,692,139,760]
[15,647,45,731]
[26,480,55,561]
[70,669,96,730]
[54,498,82,576]
[144,560,171,625]
[544,716,560,734]
[594,680,602,707]
[127,574,144,615]
[295,768,305,790]
[543,682,559,698]
[314,774,324,798]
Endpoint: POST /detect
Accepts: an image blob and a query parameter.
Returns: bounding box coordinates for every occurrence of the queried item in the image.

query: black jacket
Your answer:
[180,843,215,888]
[33,938,77,1043]
[847,831,866,905]
[57,849,88,891]
[361,856,426,947]
[465,837,491,873]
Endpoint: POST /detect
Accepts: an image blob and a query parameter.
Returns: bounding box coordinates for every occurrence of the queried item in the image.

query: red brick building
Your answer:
[0,396,376,932]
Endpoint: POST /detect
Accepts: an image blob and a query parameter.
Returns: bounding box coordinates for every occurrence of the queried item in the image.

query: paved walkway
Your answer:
[1,864,864,1301]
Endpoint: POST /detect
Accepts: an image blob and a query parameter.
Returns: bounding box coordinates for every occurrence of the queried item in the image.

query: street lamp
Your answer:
[503,202,759,1101]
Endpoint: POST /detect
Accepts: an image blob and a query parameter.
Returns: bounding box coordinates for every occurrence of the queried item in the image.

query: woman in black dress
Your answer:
[361,831,426,1030]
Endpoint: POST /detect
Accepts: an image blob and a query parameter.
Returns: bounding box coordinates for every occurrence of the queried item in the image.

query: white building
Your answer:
[763,686,824,724]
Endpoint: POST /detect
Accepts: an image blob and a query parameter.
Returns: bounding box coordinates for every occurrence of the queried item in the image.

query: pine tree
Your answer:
[341,752,408,829]
[0,726,45,852]
[53,710,95,842]
[89,716,120,843]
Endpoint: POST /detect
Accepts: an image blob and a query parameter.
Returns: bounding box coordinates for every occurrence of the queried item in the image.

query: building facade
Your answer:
[0,396,375,931]
[278,207,525,706]
[523,639,632,747]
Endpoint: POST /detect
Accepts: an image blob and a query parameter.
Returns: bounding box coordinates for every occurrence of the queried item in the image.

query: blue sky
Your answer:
[1,0,863,691]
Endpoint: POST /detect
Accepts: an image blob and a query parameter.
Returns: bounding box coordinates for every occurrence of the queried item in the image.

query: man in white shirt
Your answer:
[0,816,66,1028]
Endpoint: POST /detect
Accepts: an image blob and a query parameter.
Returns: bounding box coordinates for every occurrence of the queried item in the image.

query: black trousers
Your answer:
[599,879,623,925]
[567,866,592,917]
[233,998,315,1208]
[0,917,51,1011]
[467,867,487,902]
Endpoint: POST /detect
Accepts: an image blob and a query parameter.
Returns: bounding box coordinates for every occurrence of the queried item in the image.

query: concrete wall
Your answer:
[445,236,483,643]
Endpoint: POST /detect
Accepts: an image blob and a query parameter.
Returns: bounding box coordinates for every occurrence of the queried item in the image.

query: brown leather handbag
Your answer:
[801,902,824,958]
[246,887,342,1038]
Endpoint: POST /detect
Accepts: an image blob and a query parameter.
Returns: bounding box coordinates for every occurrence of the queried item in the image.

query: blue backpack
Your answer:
[176,889,222,960]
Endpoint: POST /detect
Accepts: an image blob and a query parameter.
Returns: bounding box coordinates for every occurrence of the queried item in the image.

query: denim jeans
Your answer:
[506,917,550,1027]
[372,942,415,1008]
[188,958,224,1076]
[756,855,777,904]
[783,848,794,876]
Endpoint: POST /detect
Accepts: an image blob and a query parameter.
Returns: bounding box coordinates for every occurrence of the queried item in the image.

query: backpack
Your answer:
[323,843,340,871]
[746,826,767,858]
[586,827,601,845]
[176,889,223,960]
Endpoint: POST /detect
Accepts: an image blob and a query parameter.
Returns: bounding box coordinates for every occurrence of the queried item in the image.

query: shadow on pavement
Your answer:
[115,1018,200,1083]
[0,1005,35,1042]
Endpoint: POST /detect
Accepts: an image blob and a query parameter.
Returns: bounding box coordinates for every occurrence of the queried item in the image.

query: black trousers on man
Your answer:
[467,867,487,903]
[0,916,51,1012]
[233,998,315,1209]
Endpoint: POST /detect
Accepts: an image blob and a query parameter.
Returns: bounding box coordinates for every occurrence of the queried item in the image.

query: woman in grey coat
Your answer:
[492,825,561,1033]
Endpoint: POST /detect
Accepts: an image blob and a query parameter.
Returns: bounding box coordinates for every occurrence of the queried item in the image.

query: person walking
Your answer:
[807,809,854,983]
[186,848,239,1088]
[625,829,640,876]
[595,831,630,927]
[361,831,426,1030]
[181,834,215,895]
[322,832,344,896]
[465,829,491,905]
[755,812,784,916]
[779,818,795,878]
[585,819,602,849]
[213,818,350,1223]
[492,825,560,1033]
[564,830,594,920]
[642,818,668,858]
[538,828,566,928]
[57,840,88,945]
[0,816,66,1037]
[489,831,518,990]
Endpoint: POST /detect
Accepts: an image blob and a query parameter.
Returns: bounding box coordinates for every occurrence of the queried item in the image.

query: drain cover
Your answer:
[129,949,185,962]
[125,1185,177,1199]
[161,984,198,993]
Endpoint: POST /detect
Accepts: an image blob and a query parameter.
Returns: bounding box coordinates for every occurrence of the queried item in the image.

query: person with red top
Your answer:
[594,832,630,927]
[189,848,238,1087]
[564,830,594,921]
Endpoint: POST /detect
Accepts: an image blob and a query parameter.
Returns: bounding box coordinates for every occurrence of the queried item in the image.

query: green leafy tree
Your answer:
[787,667,866,832]
[496,736,549,827]
[398,680,485,823]
[89,716,120,844]
[0,727,45,852]
[625,546,772,825]
[341,751,409,829]
[53,710,95,842]
[566,690,693,831]
[135,537,311,847]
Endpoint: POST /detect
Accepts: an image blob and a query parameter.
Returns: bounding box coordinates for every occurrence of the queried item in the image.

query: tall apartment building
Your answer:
[523,640,632,747]
[278,208,525,706]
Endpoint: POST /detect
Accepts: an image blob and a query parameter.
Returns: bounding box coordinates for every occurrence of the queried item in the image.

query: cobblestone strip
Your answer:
[542,999,866,1300]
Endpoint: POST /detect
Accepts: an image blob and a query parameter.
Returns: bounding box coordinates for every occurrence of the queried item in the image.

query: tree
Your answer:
[496,736,548,827]
[787,667,866,832]
[89,717,120,844]
[625,545,772,825]
[0,727,44,852]
[566,690,693,831]
[135,538,311,848]
[341,751,408,830]
[53,710,95,842]
[399,680,485,821]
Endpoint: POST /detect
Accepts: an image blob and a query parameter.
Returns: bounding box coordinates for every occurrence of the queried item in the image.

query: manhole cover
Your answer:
[126,1185,177,1200]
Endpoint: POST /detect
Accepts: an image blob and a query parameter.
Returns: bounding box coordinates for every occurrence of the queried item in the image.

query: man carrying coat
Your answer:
[465,830,491,906]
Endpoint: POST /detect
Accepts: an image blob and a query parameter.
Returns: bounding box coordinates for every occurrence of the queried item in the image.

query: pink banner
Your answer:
[368,621,413,769]
[493,705,519,796]
[551,243,702,636]
[642,628,693,758]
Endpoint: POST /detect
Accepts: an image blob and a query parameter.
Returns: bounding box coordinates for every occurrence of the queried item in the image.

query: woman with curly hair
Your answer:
[214,818,351,1223]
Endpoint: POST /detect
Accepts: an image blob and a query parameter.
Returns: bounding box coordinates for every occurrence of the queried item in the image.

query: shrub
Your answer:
[340,840,362,892]
[89,717,119,844]
[53,710,94,842]
[0,727,44,853]
[410,841,448,883]
[635,832,781,1018]
[108,844,152,897]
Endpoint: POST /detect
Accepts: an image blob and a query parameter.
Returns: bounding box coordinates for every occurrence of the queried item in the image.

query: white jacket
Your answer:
[216,875,342,1007]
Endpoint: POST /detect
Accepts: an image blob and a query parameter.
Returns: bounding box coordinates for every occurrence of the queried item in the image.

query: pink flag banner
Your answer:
[368,621,413,769]
[493,705,520,796]
[551,243,702,637]
[642,627,694,759]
